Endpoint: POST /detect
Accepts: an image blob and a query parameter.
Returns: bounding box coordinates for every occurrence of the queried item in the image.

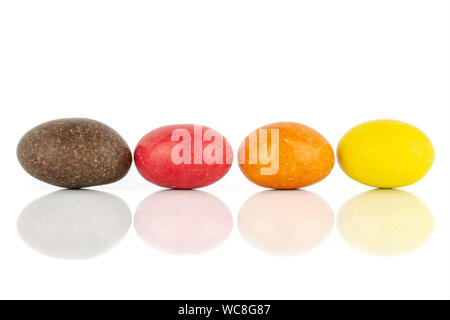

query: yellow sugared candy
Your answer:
[337,120,434,188]
[338,189,434,256]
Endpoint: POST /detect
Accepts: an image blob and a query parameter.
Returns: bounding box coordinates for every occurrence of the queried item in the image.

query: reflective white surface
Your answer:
[2,182,448,300]
[18,190,131,259]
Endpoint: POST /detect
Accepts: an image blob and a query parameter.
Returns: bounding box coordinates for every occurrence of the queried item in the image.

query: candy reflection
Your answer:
[134,190,233,255]
[338,189,433,256]
[238,190,334,256]
[17,190,131,259]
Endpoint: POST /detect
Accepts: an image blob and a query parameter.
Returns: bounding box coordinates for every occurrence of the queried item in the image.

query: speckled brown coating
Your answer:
[17,118,132,189]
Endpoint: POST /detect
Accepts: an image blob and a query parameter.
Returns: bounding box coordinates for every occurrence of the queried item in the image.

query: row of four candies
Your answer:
[17,118,434,189]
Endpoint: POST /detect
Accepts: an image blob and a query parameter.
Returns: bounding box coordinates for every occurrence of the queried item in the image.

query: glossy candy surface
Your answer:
[135,124,233,189]
[238,122,335,189]
[338,120,434,188]
[17,118,132,189]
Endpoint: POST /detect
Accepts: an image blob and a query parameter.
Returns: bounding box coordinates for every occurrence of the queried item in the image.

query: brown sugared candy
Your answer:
[17,118,132,188]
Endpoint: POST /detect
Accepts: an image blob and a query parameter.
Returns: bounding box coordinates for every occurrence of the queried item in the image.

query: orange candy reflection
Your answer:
[238,190,334,255]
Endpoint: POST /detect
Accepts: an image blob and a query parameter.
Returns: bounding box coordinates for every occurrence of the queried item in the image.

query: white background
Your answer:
[0,0,449,300]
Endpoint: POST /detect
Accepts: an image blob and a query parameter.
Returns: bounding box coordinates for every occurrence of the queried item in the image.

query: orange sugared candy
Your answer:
[238,122,335,189]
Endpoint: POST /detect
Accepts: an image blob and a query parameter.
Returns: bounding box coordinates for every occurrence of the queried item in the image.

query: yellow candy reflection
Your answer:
[338,189,433,256]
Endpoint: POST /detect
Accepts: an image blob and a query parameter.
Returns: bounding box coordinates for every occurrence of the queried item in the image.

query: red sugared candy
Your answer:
[134,124,233,189]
